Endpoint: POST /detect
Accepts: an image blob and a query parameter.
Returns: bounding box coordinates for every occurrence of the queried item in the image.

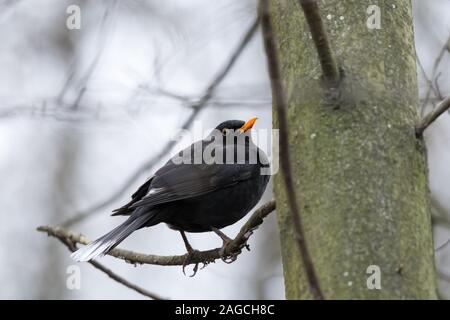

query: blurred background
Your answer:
[0,0,449,299]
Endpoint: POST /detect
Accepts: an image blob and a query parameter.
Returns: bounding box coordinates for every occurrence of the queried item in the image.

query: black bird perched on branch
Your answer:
[71,117,270,262]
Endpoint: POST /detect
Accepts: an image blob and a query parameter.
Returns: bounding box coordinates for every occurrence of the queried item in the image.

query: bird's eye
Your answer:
[221,128,230,136]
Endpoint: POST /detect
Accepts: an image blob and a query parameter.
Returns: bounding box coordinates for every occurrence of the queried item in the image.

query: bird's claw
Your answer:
[182,249,200,277]
[221,253,239,264]
[219,240,241,263]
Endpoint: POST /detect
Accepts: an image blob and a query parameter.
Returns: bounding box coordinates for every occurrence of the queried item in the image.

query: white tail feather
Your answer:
[71,238,117,262]
[71,214,150,262]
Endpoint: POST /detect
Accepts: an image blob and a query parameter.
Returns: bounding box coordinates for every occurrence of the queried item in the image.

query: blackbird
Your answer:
[71,117,270,262]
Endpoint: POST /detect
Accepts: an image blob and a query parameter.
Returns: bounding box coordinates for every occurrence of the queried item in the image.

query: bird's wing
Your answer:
[129,158,258,209]
[111,176,154,216]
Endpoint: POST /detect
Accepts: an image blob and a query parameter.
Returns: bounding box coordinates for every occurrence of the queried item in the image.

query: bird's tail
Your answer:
[71,215,150,262]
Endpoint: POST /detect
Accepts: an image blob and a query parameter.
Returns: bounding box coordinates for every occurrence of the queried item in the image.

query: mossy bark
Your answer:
[270,0,437,299]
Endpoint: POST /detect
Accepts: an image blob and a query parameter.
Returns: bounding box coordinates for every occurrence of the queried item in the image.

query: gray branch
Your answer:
[38,200,275,268]
[416,95,450,135]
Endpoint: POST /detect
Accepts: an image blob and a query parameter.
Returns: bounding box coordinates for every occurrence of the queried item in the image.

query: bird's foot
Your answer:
[219,239,240,264]
[218,240,228,253]
[182,248,201,277]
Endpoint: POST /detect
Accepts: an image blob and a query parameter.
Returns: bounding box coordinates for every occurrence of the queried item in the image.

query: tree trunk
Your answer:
[270,0,437,299]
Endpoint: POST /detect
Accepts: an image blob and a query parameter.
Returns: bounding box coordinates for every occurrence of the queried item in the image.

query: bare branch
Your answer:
[60,16,261,227]
[190,15,261,108]
[434,72,445,101]
[416,95,450,135]
[435,239,450,252]
[58,2,117,109]
[420,33,450,115]
[417,56,442,106]
[0,100,115,121]
[38,200,275,268]
[141,85,270,109]
[298,0,339,86]
[55,231,165,300]
[259,0,323,300]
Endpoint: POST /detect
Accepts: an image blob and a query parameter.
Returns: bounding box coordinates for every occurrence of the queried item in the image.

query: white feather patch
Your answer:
[70,239,116,262]
[148,187,164,195]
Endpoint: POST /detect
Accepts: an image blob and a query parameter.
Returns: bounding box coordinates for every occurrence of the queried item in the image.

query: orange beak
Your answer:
[239,116,257,133]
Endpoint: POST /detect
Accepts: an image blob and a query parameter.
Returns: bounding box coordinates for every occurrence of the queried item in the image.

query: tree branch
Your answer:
[417,56,442,107]
[38,200,275,268]
[58,1,117,110]
[298,0,340,86]
[259,0,324,300]
[59,15,261,227]
[435,239,450,252]
[141,85,270,109]
[420,33,450,115]
[416,95,450,135]
[55,231,165,300]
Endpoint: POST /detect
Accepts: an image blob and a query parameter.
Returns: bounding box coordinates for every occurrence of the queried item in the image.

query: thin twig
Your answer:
[58,233,165,300]
[59,16,261,227]
[416,56,441,107]
[38,200,275,267]
[434,73,444,101]
[259,0,324,300]
[416,95,450,135]
[420,34,450,116]
[58,2,117,109]
[435,239,450,252]
[141,85,270,108]
[298,0,339,86]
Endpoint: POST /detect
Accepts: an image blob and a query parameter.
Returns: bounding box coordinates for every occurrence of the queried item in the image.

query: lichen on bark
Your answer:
[270,0,437,299]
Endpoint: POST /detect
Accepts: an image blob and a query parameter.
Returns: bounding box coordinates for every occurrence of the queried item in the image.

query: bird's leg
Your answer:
[179,230,199,276]
[180,230,194,253]
[211,227,232,247]
[211,227,240,263]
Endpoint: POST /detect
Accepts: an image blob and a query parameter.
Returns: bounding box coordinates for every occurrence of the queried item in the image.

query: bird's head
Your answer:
[203,117,258,158]
[201,117,258,163]
[213,116,258,138]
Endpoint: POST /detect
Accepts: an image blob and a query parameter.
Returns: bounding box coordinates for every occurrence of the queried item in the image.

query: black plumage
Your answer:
[71,118,270,262]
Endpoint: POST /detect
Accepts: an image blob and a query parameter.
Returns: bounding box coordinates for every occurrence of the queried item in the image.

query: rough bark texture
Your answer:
[271,0,437,299]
